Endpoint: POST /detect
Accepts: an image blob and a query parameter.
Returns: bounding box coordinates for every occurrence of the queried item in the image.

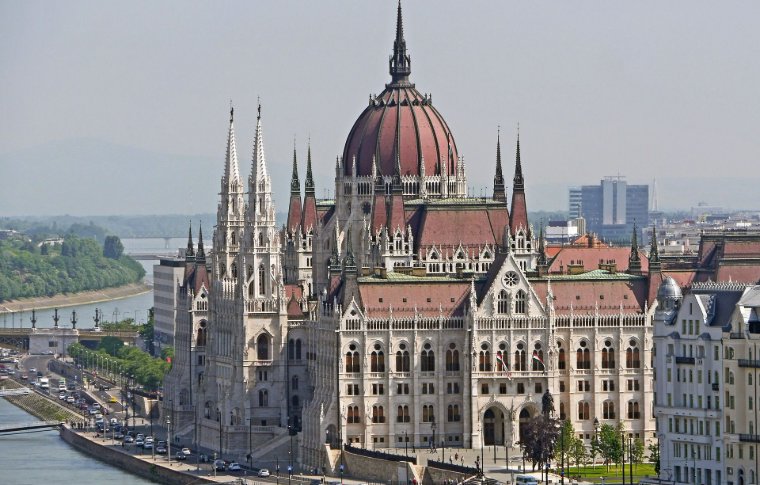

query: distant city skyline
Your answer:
[1,1,759,216]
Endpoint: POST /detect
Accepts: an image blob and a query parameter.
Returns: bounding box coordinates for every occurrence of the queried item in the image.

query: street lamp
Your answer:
[216,409,222,458]
[593,417,600,466]
[430,417,436,455]
[560,419,565,485]
[166,417,172,462]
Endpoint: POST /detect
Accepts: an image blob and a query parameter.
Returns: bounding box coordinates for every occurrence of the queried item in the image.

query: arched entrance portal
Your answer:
[518,408,533,444]
[483,407,505,445]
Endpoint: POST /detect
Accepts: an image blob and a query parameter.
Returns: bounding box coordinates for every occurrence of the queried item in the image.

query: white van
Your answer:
[39,377,50,390]
[515,476,539,485]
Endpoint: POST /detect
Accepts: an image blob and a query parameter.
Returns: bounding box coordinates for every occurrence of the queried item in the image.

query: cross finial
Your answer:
[229,99,234,122]
[257,97,261,120]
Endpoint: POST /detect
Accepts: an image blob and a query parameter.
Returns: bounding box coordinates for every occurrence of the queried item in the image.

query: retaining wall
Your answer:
[59,425,215,485]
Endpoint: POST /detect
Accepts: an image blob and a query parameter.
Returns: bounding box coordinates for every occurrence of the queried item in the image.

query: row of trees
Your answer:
[69,338,172,392]
[520,391,652,479]
[0,234,144,301]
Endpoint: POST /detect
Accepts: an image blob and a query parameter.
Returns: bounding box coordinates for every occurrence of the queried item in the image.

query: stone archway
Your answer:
[483,407,505,445]
[518,407,537,444]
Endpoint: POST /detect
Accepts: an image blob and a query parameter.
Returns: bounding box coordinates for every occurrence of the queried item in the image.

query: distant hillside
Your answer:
[0,138,295,217]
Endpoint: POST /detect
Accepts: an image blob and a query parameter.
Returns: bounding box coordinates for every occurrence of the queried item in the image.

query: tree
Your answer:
[98,336,124,356]
[521,391,560,477]
[647,441,660,475]
[569,437,587,473]
[598,423,622,470]
[554,420,575,470]
[632,438,645,467]
[103,235,124,259]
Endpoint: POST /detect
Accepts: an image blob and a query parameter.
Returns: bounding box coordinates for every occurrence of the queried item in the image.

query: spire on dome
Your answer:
[305,141,315,195]
[290,141,300,194]
[224,104,240,185]
[493,127,506,201]
[196,223,206,263]
[186,221,195,259]
[388,0,412,87]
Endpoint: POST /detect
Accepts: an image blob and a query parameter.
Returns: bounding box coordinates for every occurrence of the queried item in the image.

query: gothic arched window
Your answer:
[497,289,509,314]
[479,343,492,372]
[371,343,385,373]
[345,344,360,373]
[421,342,435,372]
[602,340,615,369]
[257,334,270,360]
[396,343,410,372]
[626,339,641,368]
[446,343,460,371]
[258,264,265,295]
[515,290,527,314]
[514,342,527,371]
[576,340,591,369]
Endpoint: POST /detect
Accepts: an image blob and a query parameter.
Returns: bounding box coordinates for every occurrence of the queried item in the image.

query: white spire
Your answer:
[251,101,269,188]
[225,105,240,186]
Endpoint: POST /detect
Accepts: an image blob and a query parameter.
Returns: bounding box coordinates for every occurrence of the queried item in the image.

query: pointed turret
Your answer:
[537,224,548,269]
[286,143,302,234]
[251,101,269,192]
[185,222,195,260]
[224,105,240,187]
[301,142,318,232]
[305,142,315,195]
[388,0,412,87]
[196,224,206,264]
[493,128,506,201]
[509,131,529,233]
[649,225,660,268]
[628,222,642,275]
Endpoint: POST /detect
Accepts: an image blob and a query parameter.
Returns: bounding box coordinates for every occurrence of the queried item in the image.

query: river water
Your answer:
[0,237,201,329]
[0,238,189,483]
[0,398,154,484]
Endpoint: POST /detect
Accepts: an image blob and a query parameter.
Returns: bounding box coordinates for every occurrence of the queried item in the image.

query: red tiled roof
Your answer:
[415,206,508,250]
[343,87,458,178]
[571,234,609,248]
[286,195,302,233]
[371,192,388,234]
[388,192,405,233]
[722,241,760,257]
[547,247,649,274]
[359,280,470,318]
[301,195,318,232]
[715,265,760,284]
[509,192,528,234]
[287,293,304,319]
[532,278,647,315]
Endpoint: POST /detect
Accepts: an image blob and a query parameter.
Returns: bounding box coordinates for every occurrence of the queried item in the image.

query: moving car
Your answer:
[175,451,186,461]
[228,463,242,472]
[257,469,270,477]
[213,460,226,471]
[180,447,192,456]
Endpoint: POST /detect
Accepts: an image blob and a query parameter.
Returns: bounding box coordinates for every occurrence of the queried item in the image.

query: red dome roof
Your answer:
[341,2,459,179]
[343,87,458,179]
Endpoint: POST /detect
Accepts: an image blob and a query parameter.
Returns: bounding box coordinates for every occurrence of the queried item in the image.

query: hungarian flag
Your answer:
[532,350,545,369]
[495,351,508,370]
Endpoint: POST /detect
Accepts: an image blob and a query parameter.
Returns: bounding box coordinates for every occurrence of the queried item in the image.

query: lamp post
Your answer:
[593,417,600,467]
[621,428,626,485]
[247,417,252,469]
[560,419,565,485]
[431,417,436,455]
[166,417,172,463]
[217,409,222,459]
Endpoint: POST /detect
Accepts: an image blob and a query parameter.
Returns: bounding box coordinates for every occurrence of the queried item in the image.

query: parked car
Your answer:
[257,469,271,477]
[134,438,144,447]
[213,460,226,471]
[228,463,242,472]
[175,451,186,461]
[180,447,192,456]
[123,435,134,443]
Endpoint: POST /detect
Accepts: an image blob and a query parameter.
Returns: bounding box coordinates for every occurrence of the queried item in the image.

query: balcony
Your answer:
[739,434,760,443]
[738,359,760,368]
[675,356,696,365]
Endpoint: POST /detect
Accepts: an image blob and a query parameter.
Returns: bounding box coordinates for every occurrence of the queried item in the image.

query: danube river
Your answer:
[0,398,153,484]
[0,237,199,329]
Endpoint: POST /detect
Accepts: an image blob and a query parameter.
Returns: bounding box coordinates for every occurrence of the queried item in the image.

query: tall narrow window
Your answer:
[446,343,460,371]
[515,290,527,314]
[497,289,509,314]
[258,264,266,295]
[421,343,435,372]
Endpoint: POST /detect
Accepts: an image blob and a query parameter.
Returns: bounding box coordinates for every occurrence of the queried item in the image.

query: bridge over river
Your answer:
[0,328,138,352]
[0,420,62,434]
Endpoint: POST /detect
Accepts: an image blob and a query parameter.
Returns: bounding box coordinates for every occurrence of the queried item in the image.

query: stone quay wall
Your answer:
[59,425,215,485]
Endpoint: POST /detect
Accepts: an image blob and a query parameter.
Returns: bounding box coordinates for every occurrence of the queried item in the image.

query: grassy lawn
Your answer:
[560,463,657,483]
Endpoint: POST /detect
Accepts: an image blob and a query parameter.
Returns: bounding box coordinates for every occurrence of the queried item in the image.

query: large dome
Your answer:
[341,3,459,179]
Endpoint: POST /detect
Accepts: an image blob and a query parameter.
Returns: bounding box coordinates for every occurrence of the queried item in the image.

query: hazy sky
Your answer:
[1,0,759,216]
